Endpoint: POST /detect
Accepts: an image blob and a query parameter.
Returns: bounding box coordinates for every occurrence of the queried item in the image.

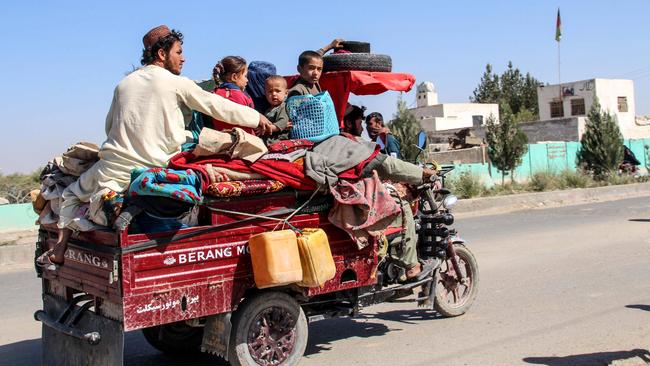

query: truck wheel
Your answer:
[141,321,203,354]
[434,244,479,317]
[322,53,392,72]
[228,291,307,366]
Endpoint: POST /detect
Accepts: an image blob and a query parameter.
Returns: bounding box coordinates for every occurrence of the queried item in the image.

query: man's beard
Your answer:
[164,59,181,75]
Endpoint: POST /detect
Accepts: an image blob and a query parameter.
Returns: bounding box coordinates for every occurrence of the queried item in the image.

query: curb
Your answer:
[453,182,650,217]
[1,183,649,267]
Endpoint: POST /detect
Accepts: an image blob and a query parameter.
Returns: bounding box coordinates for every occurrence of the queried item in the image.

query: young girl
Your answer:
[211,56,256,134]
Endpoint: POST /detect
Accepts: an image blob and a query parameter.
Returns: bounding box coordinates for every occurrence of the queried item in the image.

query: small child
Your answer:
[287,50,324,98]
[264,75,292,142]
[211,56,256,134]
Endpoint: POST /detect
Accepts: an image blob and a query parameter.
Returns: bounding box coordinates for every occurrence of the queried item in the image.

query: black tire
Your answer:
[228,291,308,366]
[323,53,392,72]
[141,321,204,354]
[340,41,371,53]
[434,244,479,317]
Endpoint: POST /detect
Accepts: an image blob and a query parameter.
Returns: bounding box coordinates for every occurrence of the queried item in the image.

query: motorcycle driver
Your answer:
[342,104,435,281]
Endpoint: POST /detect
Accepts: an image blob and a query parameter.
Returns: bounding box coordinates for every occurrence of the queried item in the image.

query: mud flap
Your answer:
[201,312,232,361]
[38,294,124,366]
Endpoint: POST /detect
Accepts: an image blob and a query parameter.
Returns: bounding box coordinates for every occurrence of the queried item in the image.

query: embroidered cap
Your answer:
[143,25,171,49]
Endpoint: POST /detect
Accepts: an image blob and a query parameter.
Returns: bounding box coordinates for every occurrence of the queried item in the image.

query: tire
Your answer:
[323,53,392,72]
[434,244,479,317]
[228,291,308,366]
[340,41,371,53]
[141,321,204,354]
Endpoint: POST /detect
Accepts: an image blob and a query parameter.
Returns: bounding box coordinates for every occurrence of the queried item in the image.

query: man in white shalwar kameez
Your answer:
[46,25,273,264]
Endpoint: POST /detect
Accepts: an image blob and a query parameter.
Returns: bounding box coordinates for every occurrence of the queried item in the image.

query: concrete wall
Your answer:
[0,203,38,232]
[428,146,487,164]
[447,138,650,187]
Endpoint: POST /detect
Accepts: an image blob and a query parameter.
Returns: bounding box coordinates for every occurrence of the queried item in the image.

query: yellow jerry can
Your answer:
[296,228,336,287]
[249,230,303,289]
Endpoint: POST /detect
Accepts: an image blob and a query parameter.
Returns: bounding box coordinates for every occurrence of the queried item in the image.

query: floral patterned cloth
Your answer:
[205,180,285,198]
[267,139,314,154]
[128,167,202,204]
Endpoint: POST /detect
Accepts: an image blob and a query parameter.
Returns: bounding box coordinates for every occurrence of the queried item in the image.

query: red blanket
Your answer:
[169,152,318,191]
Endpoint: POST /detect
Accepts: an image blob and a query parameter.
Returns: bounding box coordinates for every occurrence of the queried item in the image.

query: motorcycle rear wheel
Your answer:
[434,244,479,317]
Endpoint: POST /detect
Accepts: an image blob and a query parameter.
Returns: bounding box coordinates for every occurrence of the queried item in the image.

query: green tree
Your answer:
[577,98,624,179]
[470,63,500,104]
[471,62,541,120]
[389,96,422,162]
[485,103,529,184]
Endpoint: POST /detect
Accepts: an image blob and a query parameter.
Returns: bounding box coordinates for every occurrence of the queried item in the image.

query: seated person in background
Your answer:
[343,103,436,281]
[366,112,402,159]
[246,61,277,113]
[342,104,366,138]
[211,56,256,135]
[264,75,292,143]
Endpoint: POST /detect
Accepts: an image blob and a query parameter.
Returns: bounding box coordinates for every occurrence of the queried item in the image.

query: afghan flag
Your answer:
[555,8,562,42]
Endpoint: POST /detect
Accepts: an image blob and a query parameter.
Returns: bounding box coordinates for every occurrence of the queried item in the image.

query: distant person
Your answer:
[366,112,402,159]
[44,25,273,266]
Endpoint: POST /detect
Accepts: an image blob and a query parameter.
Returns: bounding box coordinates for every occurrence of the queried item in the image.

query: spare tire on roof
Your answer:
[340,41,371,53]
[323,53,392,72]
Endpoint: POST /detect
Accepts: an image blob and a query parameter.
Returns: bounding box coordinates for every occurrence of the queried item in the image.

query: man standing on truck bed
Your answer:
[45,25,274,265]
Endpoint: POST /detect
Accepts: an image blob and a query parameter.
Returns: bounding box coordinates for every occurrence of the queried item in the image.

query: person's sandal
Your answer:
[36,250,60,271]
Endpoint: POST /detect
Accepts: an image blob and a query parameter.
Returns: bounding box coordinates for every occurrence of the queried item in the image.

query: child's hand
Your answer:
[286,120,293,129]
[329,38,345,50]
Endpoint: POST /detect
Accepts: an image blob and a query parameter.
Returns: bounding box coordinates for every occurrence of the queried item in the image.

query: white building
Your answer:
[537,78,648,139]
[410,82,499,132]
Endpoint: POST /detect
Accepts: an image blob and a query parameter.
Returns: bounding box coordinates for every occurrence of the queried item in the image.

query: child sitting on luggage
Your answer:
[287,50,324,98]
[211,56,256,135]
[264,75,292,142]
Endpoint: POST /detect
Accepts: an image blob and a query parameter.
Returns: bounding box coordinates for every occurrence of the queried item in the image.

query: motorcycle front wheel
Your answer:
[434,244,479,317]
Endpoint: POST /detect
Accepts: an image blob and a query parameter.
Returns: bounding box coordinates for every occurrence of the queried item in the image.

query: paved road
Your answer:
[2,197,650,366]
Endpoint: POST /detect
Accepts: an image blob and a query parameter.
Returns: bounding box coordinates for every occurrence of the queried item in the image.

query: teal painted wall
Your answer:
[0,203,38,231]
[450,138,650,186]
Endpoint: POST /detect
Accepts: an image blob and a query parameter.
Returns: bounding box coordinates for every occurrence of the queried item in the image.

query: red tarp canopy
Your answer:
[286,71,416,126]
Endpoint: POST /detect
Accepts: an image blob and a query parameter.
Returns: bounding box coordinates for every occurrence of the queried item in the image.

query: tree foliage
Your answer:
[485,103,529,184]
[0,170,41,204]
[471,62,541,120]
[389,96,422,162]
[577,98,624,179]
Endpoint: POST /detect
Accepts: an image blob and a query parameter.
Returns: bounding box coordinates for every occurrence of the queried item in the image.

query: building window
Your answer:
[550,101,564,118]
[571,98,585,116]
[618,97,628,112]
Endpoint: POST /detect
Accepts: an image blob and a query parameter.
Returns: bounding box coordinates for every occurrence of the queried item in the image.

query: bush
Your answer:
[528,172,560,192]
[559,170,591,188]
[447,172,483,199]
[484,182,527,196]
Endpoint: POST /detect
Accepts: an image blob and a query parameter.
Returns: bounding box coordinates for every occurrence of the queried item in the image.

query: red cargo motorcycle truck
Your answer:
[34,70,479,366]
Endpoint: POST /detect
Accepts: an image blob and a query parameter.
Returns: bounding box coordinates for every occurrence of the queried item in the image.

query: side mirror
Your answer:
[417,131,427,150]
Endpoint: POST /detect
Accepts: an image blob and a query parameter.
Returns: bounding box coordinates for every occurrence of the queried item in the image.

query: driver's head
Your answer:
[140,25,185,75]
[343,104,366,137]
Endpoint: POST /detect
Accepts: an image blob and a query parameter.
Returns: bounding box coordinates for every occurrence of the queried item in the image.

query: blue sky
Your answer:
[1,0,649,173]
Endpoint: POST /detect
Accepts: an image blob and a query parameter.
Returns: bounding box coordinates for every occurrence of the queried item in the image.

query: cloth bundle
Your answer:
[34,142,100,227]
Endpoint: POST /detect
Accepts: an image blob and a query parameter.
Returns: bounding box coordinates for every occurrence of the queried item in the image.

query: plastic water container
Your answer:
[296,229,336,287]
[249,230,303,288]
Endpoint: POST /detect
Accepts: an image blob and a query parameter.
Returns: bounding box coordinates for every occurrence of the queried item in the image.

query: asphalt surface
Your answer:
[1,196,650,366]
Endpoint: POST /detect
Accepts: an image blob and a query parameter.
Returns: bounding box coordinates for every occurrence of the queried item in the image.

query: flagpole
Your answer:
[558,38,561,101]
